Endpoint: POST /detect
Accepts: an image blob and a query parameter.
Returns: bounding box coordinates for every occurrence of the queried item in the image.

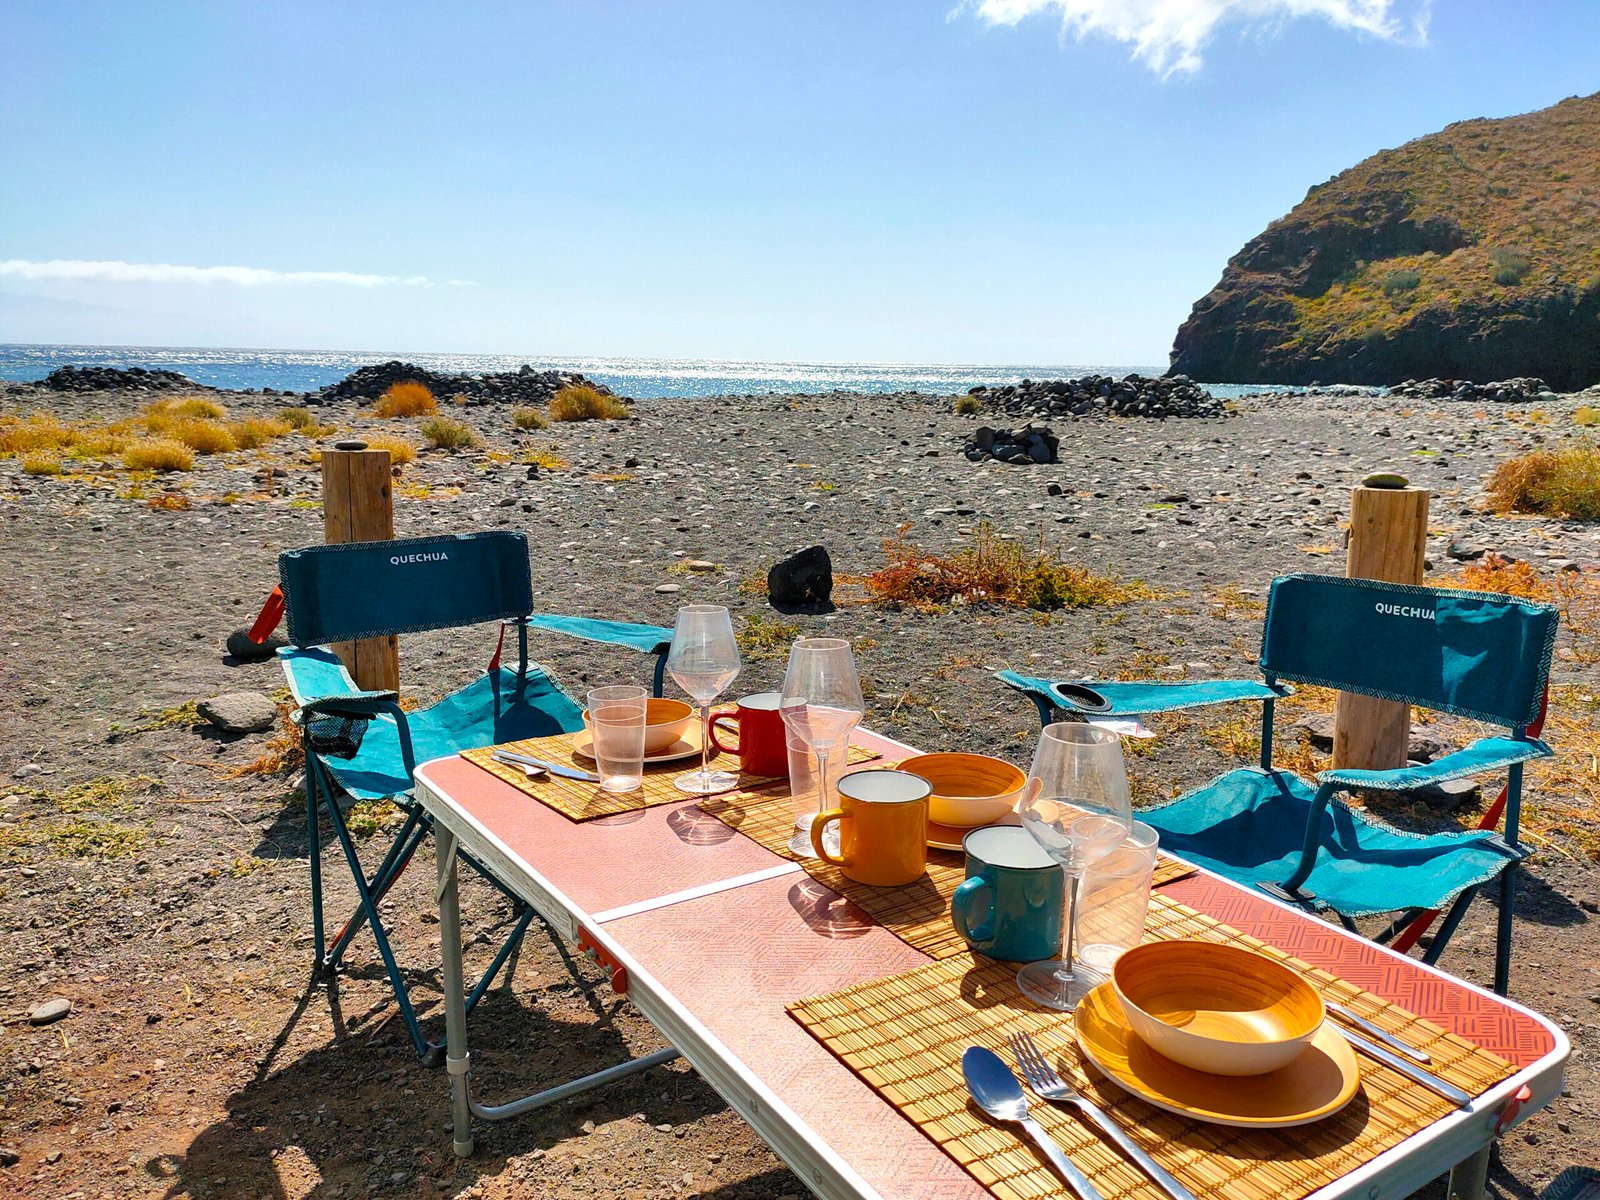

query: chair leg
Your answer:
[465,906,535,1017]
[323,796,428,1057]
[1494,862,1517,996]
[1422,886,1480,967]
[305,751,326,970]
[324,810,427,970]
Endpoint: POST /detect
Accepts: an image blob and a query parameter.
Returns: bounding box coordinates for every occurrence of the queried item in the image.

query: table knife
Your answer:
[491,749,600,783]
[1333,1025,1473,1108]
[1328,1001,1432,1064]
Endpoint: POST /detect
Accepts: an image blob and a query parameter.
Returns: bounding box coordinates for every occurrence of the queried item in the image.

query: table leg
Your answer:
[1447,1143,1491,1200]
[435,825,474,1157]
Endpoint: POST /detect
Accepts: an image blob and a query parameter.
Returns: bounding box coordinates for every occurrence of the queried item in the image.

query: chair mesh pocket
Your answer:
[306,714,368,760]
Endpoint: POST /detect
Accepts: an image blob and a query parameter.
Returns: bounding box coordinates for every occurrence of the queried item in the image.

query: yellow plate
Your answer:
[1073,981,1360,1128]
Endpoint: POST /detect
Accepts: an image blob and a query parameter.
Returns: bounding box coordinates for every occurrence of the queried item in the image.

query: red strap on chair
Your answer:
[486,622,507,674]
[1391,687,1550,955]
[248,585,286,644]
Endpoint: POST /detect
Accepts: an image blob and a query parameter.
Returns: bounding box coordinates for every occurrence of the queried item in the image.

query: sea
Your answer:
[0,343,1297,401]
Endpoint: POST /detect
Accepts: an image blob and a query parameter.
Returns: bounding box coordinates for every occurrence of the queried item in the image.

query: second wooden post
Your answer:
[322,441,400,692]
[1332,482,1431,770]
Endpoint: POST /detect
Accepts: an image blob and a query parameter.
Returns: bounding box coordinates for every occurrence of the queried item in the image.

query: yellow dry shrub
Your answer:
[229,416,293,449]
[164,417,236,455]
[21,453,62,476]
[512,407,549,430]
[548,384,630,422]
[143,395,225,424]
[0,414,78,457]
[373,381,437,418]
[122,438,195,472]
[418,416,477,450]
[278,406,320,431]
[364,434,418,466]
[1486,443,1600,521]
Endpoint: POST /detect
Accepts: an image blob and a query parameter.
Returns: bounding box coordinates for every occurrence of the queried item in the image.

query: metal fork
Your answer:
[1007,1031,1200,1200]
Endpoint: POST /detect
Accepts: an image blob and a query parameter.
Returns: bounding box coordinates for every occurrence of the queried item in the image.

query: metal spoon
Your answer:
[962,1046,1103,1200]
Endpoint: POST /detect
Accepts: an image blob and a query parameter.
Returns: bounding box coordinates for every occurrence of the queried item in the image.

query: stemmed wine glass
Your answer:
[667,605,742,795]
[1015,722,1132,1011]
[779,638,864,856]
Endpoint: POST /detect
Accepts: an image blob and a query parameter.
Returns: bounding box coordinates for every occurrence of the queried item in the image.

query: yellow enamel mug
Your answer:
[811,769,931,886]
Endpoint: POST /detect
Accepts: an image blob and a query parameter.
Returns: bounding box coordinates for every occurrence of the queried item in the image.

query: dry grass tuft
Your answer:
[21,453,62,476]
[147,493,192,511]
[373,380,437,418]
[512,407,549,430]
[418,415,478,450]
[1486,443,1600,520]
[953,394,983,415]
[162,417,236,455]
[363,434,418,466]
[549,384,630,422]
[1573,406,1600,427]
[154,395,227,420]
[228,416,293,449]
[861,522,1147,612]
[736,613,801,660]
[521,444,566,470]
[122,438,195,472]
[0,414,78,456]
[1445,555,1552,601]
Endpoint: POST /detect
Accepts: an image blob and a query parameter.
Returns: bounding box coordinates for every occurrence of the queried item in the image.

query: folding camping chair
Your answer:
[999,572,1559,995]
[256,530,672,1059]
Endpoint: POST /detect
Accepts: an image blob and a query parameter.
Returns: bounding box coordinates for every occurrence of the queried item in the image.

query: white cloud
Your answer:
[0,258,451,287]
[963,0,1427,76]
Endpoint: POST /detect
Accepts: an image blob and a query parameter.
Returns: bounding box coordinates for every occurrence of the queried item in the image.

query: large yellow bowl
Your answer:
[1112,941,1325,1077]
[582,697,695,754]
[897,753,1027,829]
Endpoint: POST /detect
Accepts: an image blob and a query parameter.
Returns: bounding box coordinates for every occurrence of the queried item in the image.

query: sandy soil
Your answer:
[1,381,1596,1199]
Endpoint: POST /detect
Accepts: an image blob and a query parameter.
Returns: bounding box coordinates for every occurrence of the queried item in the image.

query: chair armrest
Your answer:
[1316,736,1553,792]
[997,670,1290,720]
[523,613,672,656]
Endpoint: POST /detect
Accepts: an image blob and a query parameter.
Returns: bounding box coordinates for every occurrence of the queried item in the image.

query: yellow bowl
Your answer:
[582,697,694,754]
[1112,941,1325,1077]
[897,753,1027,828]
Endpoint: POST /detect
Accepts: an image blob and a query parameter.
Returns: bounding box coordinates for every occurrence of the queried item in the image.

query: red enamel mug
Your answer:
[710,691,788,777]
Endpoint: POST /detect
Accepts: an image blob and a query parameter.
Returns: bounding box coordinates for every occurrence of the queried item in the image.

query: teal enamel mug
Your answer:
[950,825,1064,963]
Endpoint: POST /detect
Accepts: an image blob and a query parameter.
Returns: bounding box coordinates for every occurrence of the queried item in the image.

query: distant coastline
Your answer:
[0,342,1298,401]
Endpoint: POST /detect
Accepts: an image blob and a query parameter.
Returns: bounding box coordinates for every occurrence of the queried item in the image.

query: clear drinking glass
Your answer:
[587,685,647,794]
[787,730,847,858]
[779,638,864,856]
[1015,722,1132,1011]
[667,605,742,795]
[1074,820,1158,977]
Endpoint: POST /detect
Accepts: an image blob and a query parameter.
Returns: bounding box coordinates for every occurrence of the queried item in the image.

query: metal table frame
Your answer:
[414,739,1569,1200]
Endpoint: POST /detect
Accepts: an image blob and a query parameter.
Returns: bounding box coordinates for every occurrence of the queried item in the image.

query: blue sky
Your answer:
[1,1,1596,365]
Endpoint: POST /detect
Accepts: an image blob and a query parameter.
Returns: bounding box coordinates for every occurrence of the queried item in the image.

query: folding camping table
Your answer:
[413,728,1569,1200]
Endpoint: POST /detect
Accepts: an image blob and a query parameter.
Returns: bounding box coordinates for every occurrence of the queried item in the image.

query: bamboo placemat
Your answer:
[701,786,1196,962]
[462,731,878,821]
[789,893,1515,1200]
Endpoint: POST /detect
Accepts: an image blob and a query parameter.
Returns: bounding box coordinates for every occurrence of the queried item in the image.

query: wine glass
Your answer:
[779,637,864,856]
[1015,722,1132,1011]
[667,605,742,795]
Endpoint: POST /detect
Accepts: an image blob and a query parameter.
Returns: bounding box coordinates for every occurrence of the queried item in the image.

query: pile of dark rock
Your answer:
[40,365,201,393]
[312,360,620,407]
[963,424,1060,465]
[1388,377,1560,404]
[965,374,1227,420]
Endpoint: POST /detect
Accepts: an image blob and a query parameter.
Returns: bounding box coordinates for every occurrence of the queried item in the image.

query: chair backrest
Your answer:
[1260,573,1557,729]
[279,531,532,647]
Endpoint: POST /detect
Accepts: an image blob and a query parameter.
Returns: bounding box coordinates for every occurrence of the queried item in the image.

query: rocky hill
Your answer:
[1170,92,1600,390]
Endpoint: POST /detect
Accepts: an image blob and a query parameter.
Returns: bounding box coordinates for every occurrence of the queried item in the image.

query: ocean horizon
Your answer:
[0,342,1307,401]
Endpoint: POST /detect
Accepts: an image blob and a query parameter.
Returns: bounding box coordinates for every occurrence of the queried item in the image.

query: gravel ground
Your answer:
[1,381,1597,1199]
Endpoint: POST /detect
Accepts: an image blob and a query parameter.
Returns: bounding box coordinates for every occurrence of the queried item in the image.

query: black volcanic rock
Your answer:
[313,360,619,407]
[1170,92,1600,391]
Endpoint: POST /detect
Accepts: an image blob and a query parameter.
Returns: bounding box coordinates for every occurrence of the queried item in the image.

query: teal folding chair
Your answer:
[1000,573,1558,995]
[258,530,671,1059]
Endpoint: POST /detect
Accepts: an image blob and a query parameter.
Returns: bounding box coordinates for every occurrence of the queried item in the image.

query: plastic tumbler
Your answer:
[787,732,847,857]
[587,685,648,794]
[1074,820,1158,977]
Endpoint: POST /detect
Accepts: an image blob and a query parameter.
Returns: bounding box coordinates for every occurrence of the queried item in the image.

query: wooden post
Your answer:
[322,441,400,692]
[1332,483,1430,770]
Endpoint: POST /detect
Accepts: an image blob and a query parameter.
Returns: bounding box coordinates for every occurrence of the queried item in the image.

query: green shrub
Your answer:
[1382,268,1421,295]
[1488,247,1532,286]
